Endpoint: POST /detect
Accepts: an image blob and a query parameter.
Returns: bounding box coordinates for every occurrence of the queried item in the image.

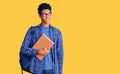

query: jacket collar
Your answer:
[38,23,54,41]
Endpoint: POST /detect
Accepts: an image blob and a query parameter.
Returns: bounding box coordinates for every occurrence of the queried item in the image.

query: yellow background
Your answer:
[0,0,120,74]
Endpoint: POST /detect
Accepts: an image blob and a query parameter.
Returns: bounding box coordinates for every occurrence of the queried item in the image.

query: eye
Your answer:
[41,13,51,17]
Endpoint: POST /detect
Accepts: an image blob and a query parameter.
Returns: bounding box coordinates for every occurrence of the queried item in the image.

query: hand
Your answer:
[37,48,50,56]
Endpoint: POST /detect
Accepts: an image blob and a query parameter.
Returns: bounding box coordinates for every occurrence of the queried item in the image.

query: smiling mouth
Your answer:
[46,19,49,21]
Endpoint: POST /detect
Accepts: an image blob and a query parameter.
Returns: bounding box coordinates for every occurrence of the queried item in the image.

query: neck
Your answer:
[41,22,50,27]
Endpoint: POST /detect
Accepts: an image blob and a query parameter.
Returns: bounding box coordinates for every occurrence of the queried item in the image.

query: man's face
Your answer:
[40,9,51,24]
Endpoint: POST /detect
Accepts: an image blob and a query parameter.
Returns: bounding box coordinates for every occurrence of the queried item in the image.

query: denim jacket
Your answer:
[20,24,63,74]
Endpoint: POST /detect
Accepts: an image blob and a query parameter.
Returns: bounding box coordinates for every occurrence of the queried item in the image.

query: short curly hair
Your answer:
[38,3,51,15]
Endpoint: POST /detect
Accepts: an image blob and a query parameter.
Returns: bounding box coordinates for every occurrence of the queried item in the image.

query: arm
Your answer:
[57,32,64,74]
[20,27,37,56]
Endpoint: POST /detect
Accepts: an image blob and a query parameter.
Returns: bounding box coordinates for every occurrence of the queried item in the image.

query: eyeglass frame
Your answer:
[40,12,51,17]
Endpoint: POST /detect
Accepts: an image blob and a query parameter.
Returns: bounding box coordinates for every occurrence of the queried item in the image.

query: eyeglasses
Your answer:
[41,13,51,17]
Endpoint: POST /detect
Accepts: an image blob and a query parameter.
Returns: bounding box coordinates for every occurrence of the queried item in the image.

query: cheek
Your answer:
[41,16,51,21]
[45,17,50,20]
[41,17,46,20]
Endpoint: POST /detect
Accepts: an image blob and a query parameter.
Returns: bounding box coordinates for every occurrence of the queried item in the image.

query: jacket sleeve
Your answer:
[57,31,64,74]
[20,27,37,56]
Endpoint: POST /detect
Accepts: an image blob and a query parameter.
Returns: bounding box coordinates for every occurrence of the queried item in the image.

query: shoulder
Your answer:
[50,25,62,34]
[30,25,39,30]
[28,25,40,31]
[27,25,39,34]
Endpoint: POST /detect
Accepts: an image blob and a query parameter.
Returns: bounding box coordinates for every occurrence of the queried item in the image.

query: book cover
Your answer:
[32,34,54,60]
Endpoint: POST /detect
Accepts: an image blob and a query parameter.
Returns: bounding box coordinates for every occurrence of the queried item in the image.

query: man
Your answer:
[20,3,64,74]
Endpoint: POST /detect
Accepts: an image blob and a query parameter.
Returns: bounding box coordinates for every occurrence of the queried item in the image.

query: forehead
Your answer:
[41,9,50,13]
